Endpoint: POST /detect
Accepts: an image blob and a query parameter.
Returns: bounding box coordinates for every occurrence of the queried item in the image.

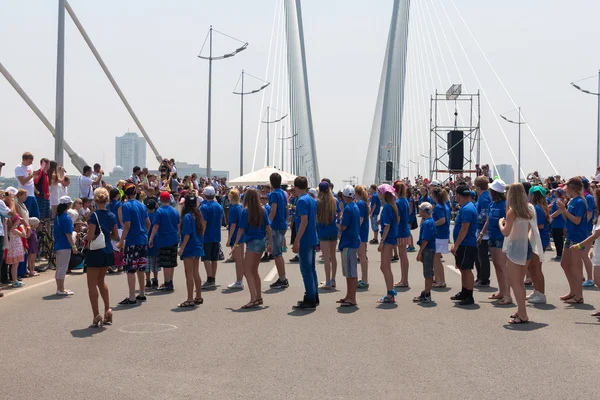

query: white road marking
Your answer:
[444,264,461,275]
[264,266,278,282]
[119,323,178,334]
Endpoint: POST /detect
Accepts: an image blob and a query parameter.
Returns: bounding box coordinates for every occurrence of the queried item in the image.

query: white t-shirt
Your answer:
[15,163,34,197]
[592,220,600,266]
[50,183,68,206]
[78,175,94,199]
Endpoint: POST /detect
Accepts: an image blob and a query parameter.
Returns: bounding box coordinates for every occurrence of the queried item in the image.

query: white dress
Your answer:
[502,204,544,265]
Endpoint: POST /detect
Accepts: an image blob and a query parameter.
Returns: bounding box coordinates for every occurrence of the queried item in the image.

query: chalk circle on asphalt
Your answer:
[119,323,178,334]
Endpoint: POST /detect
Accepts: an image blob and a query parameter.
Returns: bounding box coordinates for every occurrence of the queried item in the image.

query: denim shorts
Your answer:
[341,248,358,278]
[370,215,378,232]
[271,229,286,257]
[319,236,338,242]
[526,242,533,261]
[247,239,266,254]
[488,237,504,249]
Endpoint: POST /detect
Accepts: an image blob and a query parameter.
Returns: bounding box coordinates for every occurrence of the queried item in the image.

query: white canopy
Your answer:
[228,167,296,186]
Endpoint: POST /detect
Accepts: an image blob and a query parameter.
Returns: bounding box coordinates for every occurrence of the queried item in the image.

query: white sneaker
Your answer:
[227,281,244,290]
[527,291,547,304]
[526,290,536,300]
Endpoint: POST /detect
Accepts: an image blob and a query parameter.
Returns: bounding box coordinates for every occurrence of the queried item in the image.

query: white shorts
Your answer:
[436,239,449,254]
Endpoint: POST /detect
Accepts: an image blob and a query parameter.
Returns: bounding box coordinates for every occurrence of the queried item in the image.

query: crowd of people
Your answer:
[2,152,600,327]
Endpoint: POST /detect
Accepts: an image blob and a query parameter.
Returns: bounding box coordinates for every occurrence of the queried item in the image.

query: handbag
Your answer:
[89,212,106,251]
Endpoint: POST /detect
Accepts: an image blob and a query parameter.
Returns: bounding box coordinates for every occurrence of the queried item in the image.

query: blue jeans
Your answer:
[299,246,318,301]
[24,196,40,219]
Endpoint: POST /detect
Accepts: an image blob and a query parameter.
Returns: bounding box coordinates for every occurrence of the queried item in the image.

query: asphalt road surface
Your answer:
[1,229,599,400]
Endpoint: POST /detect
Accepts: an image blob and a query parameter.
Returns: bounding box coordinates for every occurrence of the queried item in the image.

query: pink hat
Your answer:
[377,184,395,196]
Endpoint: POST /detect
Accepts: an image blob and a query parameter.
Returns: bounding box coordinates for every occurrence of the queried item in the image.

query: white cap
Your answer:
[59,195,72,204]
[419,202,433,213]
[431,180,442,187]
[28,217,40,227]
[490,179,507,193]
[308,188,317,197]
[204,186,215,197]
[5,186,17,196]
[342,185,355,198]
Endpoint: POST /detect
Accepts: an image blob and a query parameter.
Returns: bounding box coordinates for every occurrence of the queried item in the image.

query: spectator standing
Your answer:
[200,186,223,289]
[14,152,40,219]
[474,176,491,287]
[34,158,50,220]
[53,196,76,295]
[78,165,102,199]
[268,173,290,289]
[149,192,180,291]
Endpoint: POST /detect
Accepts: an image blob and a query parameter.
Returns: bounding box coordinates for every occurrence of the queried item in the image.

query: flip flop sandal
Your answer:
[393,282,409,288]
[433,282,447,288]
[377,296,395,304]
[560,294,575,301]
[508,316,529,324]
[509,313,519,319]
[497,298,513,306]
[178,300,196,308]
[336,298,348,304]
[193,298,204,305]
[488,293,503,300]
[241,301,259,309]
[564,297,584,304]
[339,301,357,307]
[591,311,600,317]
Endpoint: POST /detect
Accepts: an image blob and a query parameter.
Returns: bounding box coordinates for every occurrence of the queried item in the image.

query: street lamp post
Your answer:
[500,107,526,182]
[233,70,269,176]
[571,70,600,167]
[198,26,248,178]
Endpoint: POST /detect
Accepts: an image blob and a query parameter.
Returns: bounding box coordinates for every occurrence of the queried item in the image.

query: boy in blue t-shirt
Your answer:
[414,202,436,303]
[144,199,160,289]
[338,185,360,307]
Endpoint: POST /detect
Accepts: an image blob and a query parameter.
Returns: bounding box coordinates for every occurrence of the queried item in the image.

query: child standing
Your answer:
[144,199,161,288]
[338,185,360,307]
[177,194,206,307]
[27,217,40,277]
[149,192,181,291]
[414,202,436,304]
[6,216,27,287]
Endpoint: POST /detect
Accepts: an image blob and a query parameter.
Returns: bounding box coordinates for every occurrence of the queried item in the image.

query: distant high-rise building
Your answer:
[495,164,515,184]
[115,132,146,176]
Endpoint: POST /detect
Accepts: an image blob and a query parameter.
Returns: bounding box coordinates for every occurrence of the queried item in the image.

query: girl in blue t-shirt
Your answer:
[226,189,245,290]
[481,180,510,305]
[377,184,400,304]
[431,188,450,288]
[557,177,587,304]
[529,186,550,304]
[177,194,206,308]
[234,189,272,309]
[355,186,371,289]
[549,189,566,260]
[394,182,411,288]
[316,182,338,290]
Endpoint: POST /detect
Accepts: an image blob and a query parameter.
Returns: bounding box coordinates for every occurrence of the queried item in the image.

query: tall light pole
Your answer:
[571,70,600,167]
[261,107,287,166]
[198,26,247,178]
[233,70,269,176]
[55,0,66,165]
[500,107,526,182]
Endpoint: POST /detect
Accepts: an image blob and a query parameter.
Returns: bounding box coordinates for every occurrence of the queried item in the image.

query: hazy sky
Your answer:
[2,0,600,187]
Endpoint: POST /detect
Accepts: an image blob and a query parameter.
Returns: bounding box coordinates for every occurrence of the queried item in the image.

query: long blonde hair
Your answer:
[506,184,533,219]
[317,187,336,225]
[383,192,400,223]
[354,185,370,215]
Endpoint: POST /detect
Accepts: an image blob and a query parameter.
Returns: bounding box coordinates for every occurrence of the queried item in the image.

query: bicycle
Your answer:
[35,219,56,272]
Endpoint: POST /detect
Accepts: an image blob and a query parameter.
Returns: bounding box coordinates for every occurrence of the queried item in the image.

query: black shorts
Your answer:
[202,242,219,262]
[85,249,115,268]
[123,245,148,273]
[157,245,178,268]
[455,246,477,270]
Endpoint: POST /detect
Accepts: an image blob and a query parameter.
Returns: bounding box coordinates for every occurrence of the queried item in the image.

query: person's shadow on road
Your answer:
[70,327,106,338]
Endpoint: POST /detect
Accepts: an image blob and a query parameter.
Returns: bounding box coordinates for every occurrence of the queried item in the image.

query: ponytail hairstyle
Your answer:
[384,192,400,224]
[354,185,370,215]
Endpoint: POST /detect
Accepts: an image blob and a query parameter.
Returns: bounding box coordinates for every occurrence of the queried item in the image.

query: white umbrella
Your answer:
[228,166,296,186]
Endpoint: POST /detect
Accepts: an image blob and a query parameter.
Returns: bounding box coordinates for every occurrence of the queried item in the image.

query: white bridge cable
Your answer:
[436,0,523,180]
[448,0,558,176]
[429,0,498,175]
[252,0,280,171]
[409,16,424,179]
[273,4,286,168]
[265,0,284,167]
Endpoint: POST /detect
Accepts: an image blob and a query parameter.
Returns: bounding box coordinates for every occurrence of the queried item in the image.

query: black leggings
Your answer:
[552,228,565,257]
[290,221,297,245]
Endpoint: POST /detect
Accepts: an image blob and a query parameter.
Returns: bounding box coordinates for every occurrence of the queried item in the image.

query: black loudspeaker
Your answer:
[447,130,464,171]
[385,161,393,181]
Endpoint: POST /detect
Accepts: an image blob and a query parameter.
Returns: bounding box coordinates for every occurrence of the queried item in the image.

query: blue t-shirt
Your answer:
[550,199,565,229]
[339,201,360,250]
[317,199,338,238]
[418,218,436,250]
[109,200,122,229]
[228,203,246,245]
[586,193,595,233]
[87,210,117,254]
[535,204,550,248]
[476,190,491,232]
[433,203,450,240]
[154,205,180,248]
[294,193,318,248]
[200,200,223,243]
[419,195,433,205]
[380,203,398,245]
[453,202,477,247]
[370,194,381,216]
[269,188,288,230]
[357,200,369,242]
[147,211,158,257]
[121,200,148,246]
[239,208,271,242]
[396,198,411,239]
[181,213,204,258]
[566,196,587,242]
[54,212,74,251]
[488,200,506,240]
